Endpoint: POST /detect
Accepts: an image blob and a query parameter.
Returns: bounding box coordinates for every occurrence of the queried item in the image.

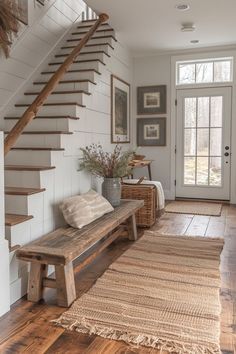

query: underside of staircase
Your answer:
[4,18,116,304]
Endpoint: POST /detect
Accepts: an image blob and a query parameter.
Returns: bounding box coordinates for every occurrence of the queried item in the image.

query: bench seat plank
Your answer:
[17,200,143,265]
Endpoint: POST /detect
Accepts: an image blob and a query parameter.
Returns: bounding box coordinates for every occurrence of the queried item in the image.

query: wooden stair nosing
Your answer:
[11,147,65,151]
[24,90,91,96]
[10,245,21,253]
[56,50,110,57]
[67,35,117,43]
[41,69,101,75]
[73,28,114,35]
[15,102,86,108]
[33,79,96,85]
[5,213,34,226]
[5,131,73,135]
[49,59,106,66]
[5,115,80,120]
[77,23,109,29]
[5,187,46,196]
[61,42,114,50]
[5,165,56,171]
[81,19,103,23]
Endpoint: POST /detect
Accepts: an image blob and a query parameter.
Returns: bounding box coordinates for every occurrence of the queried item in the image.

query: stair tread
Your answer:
[11,147,65,150]
[33,79,96,85]
[77,23,109,29]
[74,28,114,35]
[5,187,46,196]
[61,42,114,50]
[5,131,73,134]
[67,35,117,42]
[15,102,86,108]
[41,69,101,75]
[5,213,34,226]
[5,165,55,171]
[55,51,110,58]
[49,59,106,65]
[24,90,91,96]
[5,115,80,120]
[10,245,21,253]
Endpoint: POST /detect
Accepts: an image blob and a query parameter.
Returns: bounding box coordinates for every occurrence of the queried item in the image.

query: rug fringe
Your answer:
[52,316,221,354]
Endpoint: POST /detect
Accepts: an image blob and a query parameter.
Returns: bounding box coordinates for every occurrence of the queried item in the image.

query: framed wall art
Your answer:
[111,75,130,143]
[137,117,166,147]
[137,85,167,115]
[36,0,46,5]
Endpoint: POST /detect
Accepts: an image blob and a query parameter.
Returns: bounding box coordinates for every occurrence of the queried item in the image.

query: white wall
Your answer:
[0,132,10,316]
[133,48,236,202]
[132,55,172,197]
[0,0,86,128]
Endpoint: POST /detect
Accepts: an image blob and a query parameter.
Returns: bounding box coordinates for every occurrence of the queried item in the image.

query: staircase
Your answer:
[4,16,117,304]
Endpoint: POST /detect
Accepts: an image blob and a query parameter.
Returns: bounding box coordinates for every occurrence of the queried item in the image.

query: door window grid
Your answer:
[184,96,223,187]
[177,58,233,85]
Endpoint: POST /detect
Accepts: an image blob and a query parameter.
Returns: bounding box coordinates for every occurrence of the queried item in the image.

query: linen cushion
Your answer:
[60,190,114,229]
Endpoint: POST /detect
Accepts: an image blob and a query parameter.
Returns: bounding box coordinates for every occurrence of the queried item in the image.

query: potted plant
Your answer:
[80,144,134,207]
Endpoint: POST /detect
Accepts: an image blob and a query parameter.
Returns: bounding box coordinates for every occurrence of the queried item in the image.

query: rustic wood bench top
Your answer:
[16,200,143,266]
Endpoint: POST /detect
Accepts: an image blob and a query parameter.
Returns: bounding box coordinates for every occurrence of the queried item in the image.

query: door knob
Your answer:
[224,152,229,157]
[225,146,230,150]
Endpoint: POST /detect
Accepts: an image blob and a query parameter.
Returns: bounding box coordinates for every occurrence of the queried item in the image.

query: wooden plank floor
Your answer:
[0,204,235,353]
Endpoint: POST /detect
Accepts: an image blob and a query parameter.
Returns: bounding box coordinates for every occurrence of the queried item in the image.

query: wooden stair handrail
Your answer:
[4,13,109,156]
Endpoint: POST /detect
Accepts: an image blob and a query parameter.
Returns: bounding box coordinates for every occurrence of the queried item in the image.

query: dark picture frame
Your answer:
[36,0,46,5]
[137,85,167,115]
[16,0,28,25]
[111,75,130,144]
[137,117,166,146]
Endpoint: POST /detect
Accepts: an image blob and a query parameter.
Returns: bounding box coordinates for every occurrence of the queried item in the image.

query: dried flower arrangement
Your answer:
[0,0,21,58]
[80,144,134,178]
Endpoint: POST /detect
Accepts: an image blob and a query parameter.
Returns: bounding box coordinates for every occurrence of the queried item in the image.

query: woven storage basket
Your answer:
[121,184,157,227]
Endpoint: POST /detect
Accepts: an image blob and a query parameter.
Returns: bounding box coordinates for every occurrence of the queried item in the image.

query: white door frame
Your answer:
[170,50,236,202]
[176,87,231,200]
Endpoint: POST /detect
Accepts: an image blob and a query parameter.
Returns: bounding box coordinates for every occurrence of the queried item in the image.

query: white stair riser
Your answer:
[47,60,104,72]
[6,220,31,247]
[58,44,113,59]
[10,273,28,305]
[22,92,90,105]
[30,81,93,93]
[68,30,115,40]
[5,170,41,188]
[40,70,99,82]
[5,134,64,149]
[9,251,28,284]
[76,22,110,29]
[5,193,44,219]
[7,104,83,117]
[5,117,78,132]
[5,150,63,166]
[53,52,109,64]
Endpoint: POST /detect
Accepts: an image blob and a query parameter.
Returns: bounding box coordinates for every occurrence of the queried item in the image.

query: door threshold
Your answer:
[175,197,230,204]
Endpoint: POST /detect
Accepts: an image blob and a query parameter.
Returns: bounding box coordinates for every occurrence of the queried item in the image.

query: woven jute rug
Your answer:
[54,232,224,354]
[165,201,222,216]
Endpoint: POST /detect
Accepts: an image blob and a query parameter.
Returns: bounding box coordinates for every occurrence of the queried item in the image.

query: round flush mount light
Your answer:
[190,39,199,44]
[181,23,196,32]
[176,4,190,11]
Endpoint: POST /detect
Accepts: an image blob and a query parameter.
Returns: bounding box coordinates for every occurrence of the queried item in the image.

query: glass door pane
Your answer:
[183,95,223,187]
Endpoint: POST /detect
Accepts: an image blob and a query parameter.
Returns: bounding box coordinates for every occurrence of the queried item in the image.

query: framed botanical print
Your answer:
[137,117,166,147]
[16,0,28,25]
[137,85,167,115]
[111,75,130,143]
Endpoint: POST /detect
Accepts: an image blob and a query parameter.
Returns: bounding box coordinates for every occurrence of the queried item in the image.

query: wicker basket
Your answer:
[121,184,157,227]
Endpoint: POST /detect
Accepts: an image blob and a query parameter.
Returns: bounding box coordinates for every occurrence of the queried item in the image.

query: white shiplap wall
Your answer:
[0,132,10,316]
[0,0,87,128]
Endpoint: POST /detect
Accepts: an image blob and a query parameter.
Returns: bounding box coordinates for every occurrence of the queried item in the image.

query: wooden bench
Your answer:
[16,200,144,307]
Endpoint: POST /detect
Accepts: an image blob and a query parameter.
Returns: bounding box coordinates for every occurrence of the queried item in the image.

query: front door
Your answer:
[176,87,231,200]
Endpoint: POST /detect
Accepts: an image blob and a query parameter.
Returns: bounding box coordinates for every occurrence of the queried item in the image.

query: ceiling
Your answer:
[85,0,236,55]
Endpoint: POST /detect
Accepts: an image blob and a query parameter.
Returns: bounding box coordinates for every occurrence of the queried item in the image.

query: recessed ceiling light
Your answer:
[181,23,195,32]
[190,40,199,44]
[176,4,190,11]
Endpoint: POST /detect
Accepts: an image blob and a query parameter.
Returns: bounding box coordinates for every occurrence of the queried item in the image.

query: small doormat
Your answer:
[53,232,224,354]
[165,201,222,216]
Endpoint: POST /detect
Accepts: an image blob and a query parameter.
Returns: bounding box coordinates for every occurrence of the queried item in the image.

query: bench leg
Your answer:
[28,263,47,302]
[127,213,138,241]
[55,262,76,307]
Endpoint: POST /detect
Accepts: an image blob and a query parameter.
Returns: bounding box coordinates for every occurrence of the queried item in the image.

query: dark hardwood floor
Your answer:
[0,205,235,353]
